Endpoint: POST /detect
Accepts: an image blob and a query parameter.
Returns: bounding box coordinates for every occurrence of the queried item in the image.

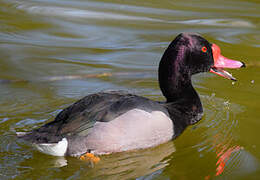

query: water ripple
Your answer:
[10,0,255,28]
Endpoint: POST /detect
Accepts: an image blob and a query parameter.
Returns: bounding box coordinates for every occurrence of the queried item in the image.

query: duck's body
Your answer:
[19,33,245,157]
[22,92,173,156]
[21,90,201,156]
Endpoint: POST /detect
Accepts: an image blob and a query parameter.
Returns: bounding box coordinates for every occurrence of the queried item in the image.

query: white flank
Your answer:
[85,109,174,154]
[34,138,68,157]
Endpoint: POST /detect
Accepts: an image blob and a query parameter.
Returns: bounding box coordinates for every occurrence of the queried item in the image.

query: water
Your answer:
[0,0,259,179]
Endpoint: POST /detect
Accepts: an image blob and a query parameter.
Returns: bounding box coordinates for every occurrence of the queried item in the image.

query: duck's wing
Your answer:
[19,91,168,144]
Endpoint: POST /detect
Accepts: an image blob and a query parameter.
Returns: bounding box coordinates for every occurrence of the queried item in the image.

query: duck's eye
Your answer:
[201,46,207,53]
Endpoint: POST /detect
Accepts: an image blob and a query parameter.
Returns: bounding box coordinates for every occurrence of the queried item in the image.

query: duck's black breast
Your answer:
[22,91,169,144]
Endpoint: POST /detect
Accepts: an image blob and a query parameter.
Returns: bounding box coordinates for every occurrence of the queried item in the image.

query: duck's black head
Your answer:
[159,33,245,101]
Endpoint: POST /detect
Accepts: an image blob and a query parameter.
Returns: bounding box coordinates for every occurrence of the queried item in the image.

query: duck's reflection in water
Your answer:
[18,139,175,179]
[81,141,175,179]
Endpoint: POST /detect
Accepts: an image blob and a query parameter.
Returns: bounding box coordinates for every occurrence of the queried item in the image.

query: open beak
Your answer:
[210,44,245,81]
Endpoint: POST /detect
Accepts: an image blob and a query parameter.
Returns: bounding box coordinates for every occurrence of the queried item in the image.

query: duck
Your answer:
[18,33,245,158]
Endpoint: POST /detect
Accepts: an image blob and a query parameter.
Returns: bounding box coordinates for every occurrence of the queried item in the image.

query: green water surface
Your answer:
[0,0,259,179]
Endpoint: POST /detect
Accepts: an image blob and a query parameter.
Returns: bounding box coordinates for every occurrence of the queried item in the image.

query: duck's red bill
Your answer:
[210,44,245,81]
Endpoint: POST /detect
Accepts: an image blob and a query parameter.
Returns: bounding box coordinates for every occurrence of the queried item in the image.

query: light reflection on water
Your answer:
[0,0,259,179]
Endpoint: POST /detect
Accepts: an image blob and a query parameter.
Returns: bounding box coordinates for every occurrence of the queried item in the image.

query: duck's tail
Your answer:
[17,131,68,156]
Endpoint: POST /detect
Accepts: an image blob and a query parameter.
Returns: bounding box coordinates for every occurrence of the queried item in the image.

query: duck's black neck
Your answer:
[158,42,203,138]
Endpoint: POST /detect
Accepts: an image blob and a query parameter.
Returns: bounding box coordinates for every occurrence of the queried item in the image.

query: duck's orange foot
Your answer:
[79,152,100,164]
